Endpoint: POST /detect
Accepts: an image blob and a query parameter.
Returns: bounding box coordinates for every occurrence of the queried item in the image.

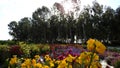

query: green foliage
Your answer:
[0,43,51,67]
[29,44,41,58]
[114,60,120,68]
[41,44,50,54]
[0,45,10,65]
[0,40,17,45]
[19,42,31,57]
[108,48,120,53]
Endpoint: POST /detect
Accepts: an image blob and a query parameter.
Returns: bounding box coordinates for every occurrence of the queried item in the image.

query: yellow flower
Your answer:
[90,61,102,68]
[57,60,68,68]
[21,58,31,68]
[87,39,95,51]
[50,61,54,67]
[95,40,106,54]
[32,59,36,67]
[87,38,95,44]
[24,59,31,65]
[43,65,49,68]
[45,55,52,61]
[92,53,99,61]
[35,55,40,59]
[9,55,17,65]
[87,38,106,54]
[65,54,75,62]
[79,52,91,64]
[75,52,100,68]
[35,63,42,68]
[21,63,26,68]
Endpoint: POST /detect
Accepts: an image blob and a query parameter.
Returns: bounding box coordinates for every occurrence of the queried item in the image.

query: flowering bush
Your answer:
[9,45,24,57]
[8,38,106,68]
[49,44,85,60]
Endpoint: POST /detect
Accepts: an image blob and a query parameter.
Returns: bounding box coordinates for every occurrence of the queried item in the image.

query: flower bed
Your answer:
[103,51,120,68]
[49,44,85,60]
[7,39,106,68]
[0,39,120,68]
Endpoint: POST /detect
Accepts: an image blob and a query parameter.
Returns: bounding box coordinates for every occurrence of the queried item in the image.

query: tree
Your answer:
[18,17,32,41]
[43,15,57,43]
[101,7,115,42]
[32,6,50,20]
[110,6,120,43]
[115,6,120,41]
[76,5,93,42]
[66,14,76,43]
[8,17,32,41]
[31,6,50,43]
[8,1,120,44]
[8,21,18,40]
[91,1,104,40]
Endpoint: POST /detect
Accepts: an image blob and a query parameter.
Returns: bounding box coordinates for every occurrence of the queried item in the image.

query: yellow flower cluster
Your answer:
[9,54,101,68]
[44,55,55,67]
[20,55,55,68]
[21,58,31,68]
[87,38,106,54]
[56,54,76,68]
[9,55,17,65]
[65,54,76,62]
[45,55,52,61]
[75,52,101,68]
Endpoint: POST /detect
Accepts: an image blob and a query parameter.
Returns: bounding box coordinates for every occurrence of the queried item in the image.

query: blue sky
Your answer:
[0,0,120,40]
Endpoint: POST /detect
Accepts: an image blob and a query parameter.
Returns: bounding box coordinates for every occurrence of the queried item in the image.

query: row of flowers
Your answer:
[0,43,50,67]
[8,39,106,68]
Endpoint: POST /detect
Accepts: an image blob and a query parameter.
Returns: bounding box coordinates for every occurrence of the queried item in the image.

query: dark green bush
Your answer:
[0,40,17,45]
[0,45,10,65]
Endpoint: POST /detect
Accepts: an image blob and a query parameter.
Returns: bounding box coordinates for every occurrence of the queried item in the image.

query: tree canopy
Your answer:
[8,1,120,44]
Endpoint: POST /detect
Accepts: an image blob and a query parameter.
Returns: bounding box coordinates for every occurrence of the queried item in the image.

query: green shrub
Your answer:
[30,44,41,58]
[0,40,17,45]
[0,45,10,65]
[19,42,31,57]
[41,44,50,54]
